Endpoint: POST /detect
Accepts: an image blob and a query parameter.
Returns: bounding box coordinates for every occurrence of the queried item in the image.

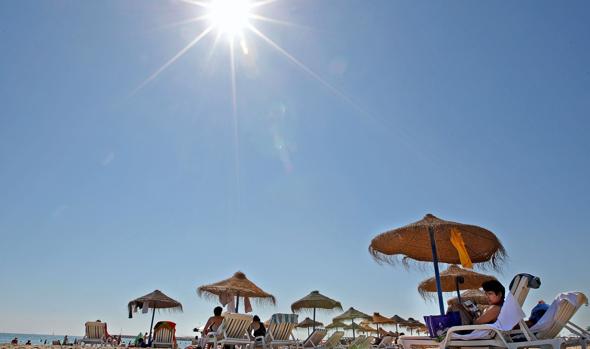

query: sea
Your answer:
[0,333,192,348]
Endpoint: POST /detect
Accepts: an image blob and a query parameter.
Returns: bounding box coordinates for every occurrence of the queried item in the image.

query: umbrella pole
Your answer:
[352,320,356,340]
[235,293,240,313]
[455,276,463,304]
[148,308,156,344]
[428,225,445,315]
[312,308,316,332]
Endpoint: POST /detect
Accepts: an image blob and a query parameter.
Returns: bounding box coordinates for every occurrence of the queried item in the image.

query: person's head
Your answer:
[253,315,260,322]
[214,306,223,316]
[482,280,505,305]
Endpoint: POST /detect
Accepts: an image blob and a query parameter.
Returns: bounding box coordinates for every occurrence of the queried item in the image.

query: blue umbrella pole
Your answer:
[428,225,445,315]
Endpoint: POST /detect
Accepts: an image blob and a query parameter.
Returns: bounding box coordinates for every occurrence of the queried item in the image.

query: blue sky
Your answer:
[1,0,589,337]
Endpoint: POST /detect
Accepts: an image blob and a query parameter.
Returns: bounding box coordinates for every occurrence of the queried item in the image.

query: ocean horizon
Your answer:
[0,333,193,347]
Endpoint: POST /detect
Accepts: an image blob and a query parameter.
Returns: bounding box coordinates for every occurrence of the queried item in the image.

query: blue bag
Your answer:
[423,312,461,338]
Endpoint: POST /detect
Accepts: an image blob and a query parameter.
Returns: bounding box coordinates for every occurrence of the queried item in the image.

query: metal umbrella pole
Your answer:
[428,225,445,315]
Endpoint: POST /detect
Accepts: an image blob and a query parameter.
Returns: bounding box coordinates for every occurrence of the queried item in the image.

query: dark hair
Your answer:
[214,306,223,316]
[482,280,505,301]
[253,315,260,322]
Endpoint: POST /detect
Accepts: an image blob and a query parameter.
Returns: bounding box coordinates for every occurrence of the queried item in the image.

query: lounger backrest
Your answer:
[509,273,541,307]
[303,329,327,347]
[154,326,175,344]
[348,335,367,349]
[323,331,344,349]
[531,292,588,340]
[85,322,107,339]
[268,313,298,341]
[220,312,254,339]
[379,336,393,348]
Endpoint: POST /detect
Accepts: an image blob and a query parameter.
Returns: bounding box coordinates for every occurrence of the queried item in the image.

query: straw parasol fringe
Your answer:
[369,214,507,271]
[197,271,276,306]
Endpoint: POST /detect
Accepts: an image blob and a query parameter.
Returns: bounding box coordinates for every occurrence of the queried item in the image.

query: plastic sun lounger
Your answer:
[372,336,394,349]
[207,312,255,349]
[302,329,328,348]
[152,321,177,349]
[262,313,300,349]
[80,321,108,346]
[320,331,344,349]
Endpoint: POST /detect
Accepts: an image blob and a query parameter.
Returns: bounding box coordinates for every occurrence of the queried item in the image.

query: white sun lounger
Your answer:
[262,313,300,349]
[302,329,328,348]
[207,312,255,349]
[319,331,344,349]
[80,321,108,346]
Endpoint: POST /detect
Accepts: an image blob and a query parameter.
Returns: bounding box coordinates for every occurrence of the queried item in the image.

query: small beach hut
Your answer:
[291,291,342,331]
[128,290,182,343]
[197,271,276,313]
[369,214,506,315]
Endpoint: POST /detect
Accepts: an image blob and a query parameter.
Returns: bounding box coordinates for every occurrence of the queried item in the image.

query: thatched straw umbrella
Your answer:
[370,313,395,336]
[418,264,496,303]
[197,271,276,312]
[447,289,489,307]
[357,322,378,334]
[128,290,182,342]
[389,315,406,333]
[325,320,348,334]
[297,317,324,336]
[369,214,506,315]
[404,318,424,335]
[291,291,342,331]
[334,307,371,339]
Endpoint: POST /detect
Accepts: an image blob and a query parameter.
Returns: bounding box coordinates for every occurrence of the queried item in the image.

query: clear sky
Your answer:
[1,0,589,337]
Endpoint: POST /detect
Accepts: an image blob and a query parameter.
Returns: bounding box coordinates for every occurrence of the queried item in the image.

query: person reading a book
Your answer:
[464,280,505,325]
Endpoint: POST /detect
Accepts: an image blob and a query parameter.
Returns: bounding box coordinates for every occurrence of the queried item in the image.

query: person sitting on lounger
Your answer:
[202,306,224,336]
[456,280,505,325]
[249,315,266,338]
[473,280,505,324]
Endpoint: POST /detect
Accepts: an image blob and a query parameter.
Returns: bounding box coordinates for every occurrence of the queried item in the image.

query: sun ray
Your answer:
[229,39,241,216]
[153,15,210,32]
[248,13,306,29]
[206,31,224,62]
[250,0,281,8]
[177,0,210,8]
[134,26,213,93]
[247,24,360,110]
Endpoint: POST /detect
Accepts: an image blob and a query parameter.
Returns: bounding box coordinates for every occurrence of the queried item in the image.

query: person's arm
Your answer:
[202,317,213,335]
[473,305,501,325]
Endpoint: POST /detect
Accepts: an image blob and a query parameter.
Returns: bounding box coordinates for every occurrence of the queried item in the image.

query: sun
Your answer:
[207,0,252,37]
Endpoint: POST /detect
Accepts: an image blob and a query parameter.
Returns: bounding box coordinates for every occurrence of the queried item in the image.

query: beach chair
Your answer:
[262,313,300,349]
[401,291,589,349]
[152,321,177,349]
[207,312,254,349]
[372,336,394,349]
[80,321,108,346]
[515,292,590,349]
[347,336,370,349]
[509,273,541,307]
[320,331,344,349]
[302,329,328,348]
